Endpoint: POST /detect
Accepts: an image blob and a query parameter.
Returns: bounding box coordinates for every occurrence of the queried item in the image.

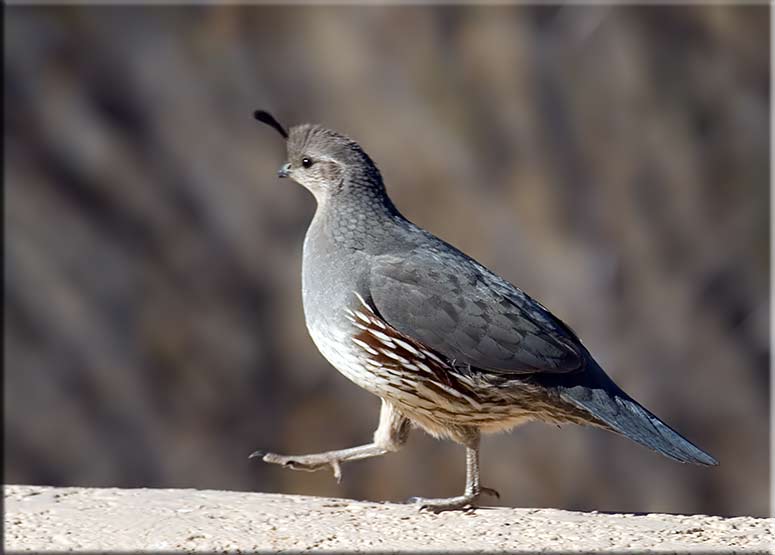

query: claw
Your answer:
[248,450,265,460]
[408,496,466,513]
[330,459,343,483]
[481,486,500,499]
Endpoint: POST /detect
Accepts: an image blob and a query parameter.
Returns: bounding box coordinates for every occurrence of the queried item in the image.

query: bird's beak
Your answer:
[278,163,291,178]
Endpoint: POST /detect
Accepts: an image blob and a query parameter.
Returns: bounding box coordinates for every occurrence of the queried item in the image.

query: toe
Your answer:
[481,486,500,499]
[406,495,476,513]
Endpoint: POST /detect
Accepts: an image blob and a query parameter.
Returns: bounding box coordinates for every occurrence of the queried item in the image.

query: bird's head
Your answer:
[254,110,384,204]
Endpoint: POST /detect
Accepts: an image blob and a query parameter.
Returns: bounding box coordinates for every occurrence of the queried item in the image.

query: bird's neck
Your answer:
[310,175,407,253]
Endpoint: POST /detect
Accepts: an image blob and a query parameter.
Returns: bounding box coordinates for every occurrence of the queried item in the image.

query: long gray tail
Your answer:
[553,363,718,466]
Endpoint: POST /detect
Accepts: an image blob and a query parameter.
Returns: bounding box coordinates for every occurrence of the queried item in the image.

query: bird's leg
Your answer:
[410,431,500,513]
[252,399,409,483]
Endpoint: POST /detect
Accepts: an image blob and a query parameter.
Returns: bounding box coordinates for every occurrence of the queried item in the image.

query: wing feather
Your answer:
[368,250,584,375]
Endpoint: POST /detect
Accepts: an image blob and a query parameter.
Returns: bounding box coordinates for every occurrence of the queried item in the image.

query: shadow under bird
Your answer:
[251,110,717,512]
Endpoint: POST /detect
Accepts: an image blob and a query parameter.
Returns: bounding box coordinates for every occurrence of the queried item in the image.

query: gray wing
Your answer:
[368,249,584,374]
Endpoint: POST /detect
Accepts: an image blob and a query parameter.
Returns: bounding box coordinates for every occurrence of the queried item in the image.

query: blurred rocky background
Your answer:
[5,5,769,517]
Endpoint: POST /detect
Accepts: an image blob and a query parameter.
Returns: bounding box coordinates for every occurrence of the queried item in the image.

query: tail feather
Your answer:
[560,384,718,466]
[537,356,718,466]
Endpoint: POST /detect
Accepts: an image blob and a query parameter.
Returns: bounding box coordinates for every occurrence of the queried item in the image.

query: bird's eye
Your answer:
[301,157,313,168]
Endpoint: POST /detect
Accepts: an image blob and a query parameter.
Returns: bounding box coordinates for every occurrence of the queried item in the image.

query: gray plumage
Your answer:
[253,111,717,512]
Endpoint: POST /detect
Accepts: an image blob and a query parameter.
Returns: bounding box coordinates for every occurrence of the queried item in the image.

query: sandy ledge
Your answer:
[4,485,772,552]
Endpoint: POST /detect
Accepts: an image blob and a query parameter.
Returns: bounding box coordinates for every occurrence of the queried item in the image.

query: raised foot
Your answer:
[408,487,500,513]
[249,450,343,483]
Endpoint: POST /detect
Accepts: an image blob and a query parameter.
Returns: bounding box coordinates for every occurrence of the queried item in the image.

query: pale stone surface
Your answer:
[4,485,772,553]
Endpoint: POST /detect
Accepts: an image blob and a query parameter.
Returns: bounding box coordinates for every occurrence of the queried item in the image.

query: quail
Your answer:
[251,110,717,512]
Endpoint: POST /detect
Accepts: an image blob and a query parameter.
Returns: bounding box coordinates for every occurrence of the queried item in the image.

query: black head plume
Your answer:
[254,110,288,139]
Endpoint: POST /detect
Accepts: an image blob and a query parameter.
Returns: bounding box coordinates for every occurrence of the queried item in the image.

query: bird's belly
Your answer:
[306,317,550,439]
[306,320,387,395]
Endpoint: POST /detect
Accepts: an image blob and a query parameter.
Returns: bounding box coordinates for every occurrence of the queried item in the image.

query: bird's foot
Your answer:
[250,450,343,483]
[408,486,500,513]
